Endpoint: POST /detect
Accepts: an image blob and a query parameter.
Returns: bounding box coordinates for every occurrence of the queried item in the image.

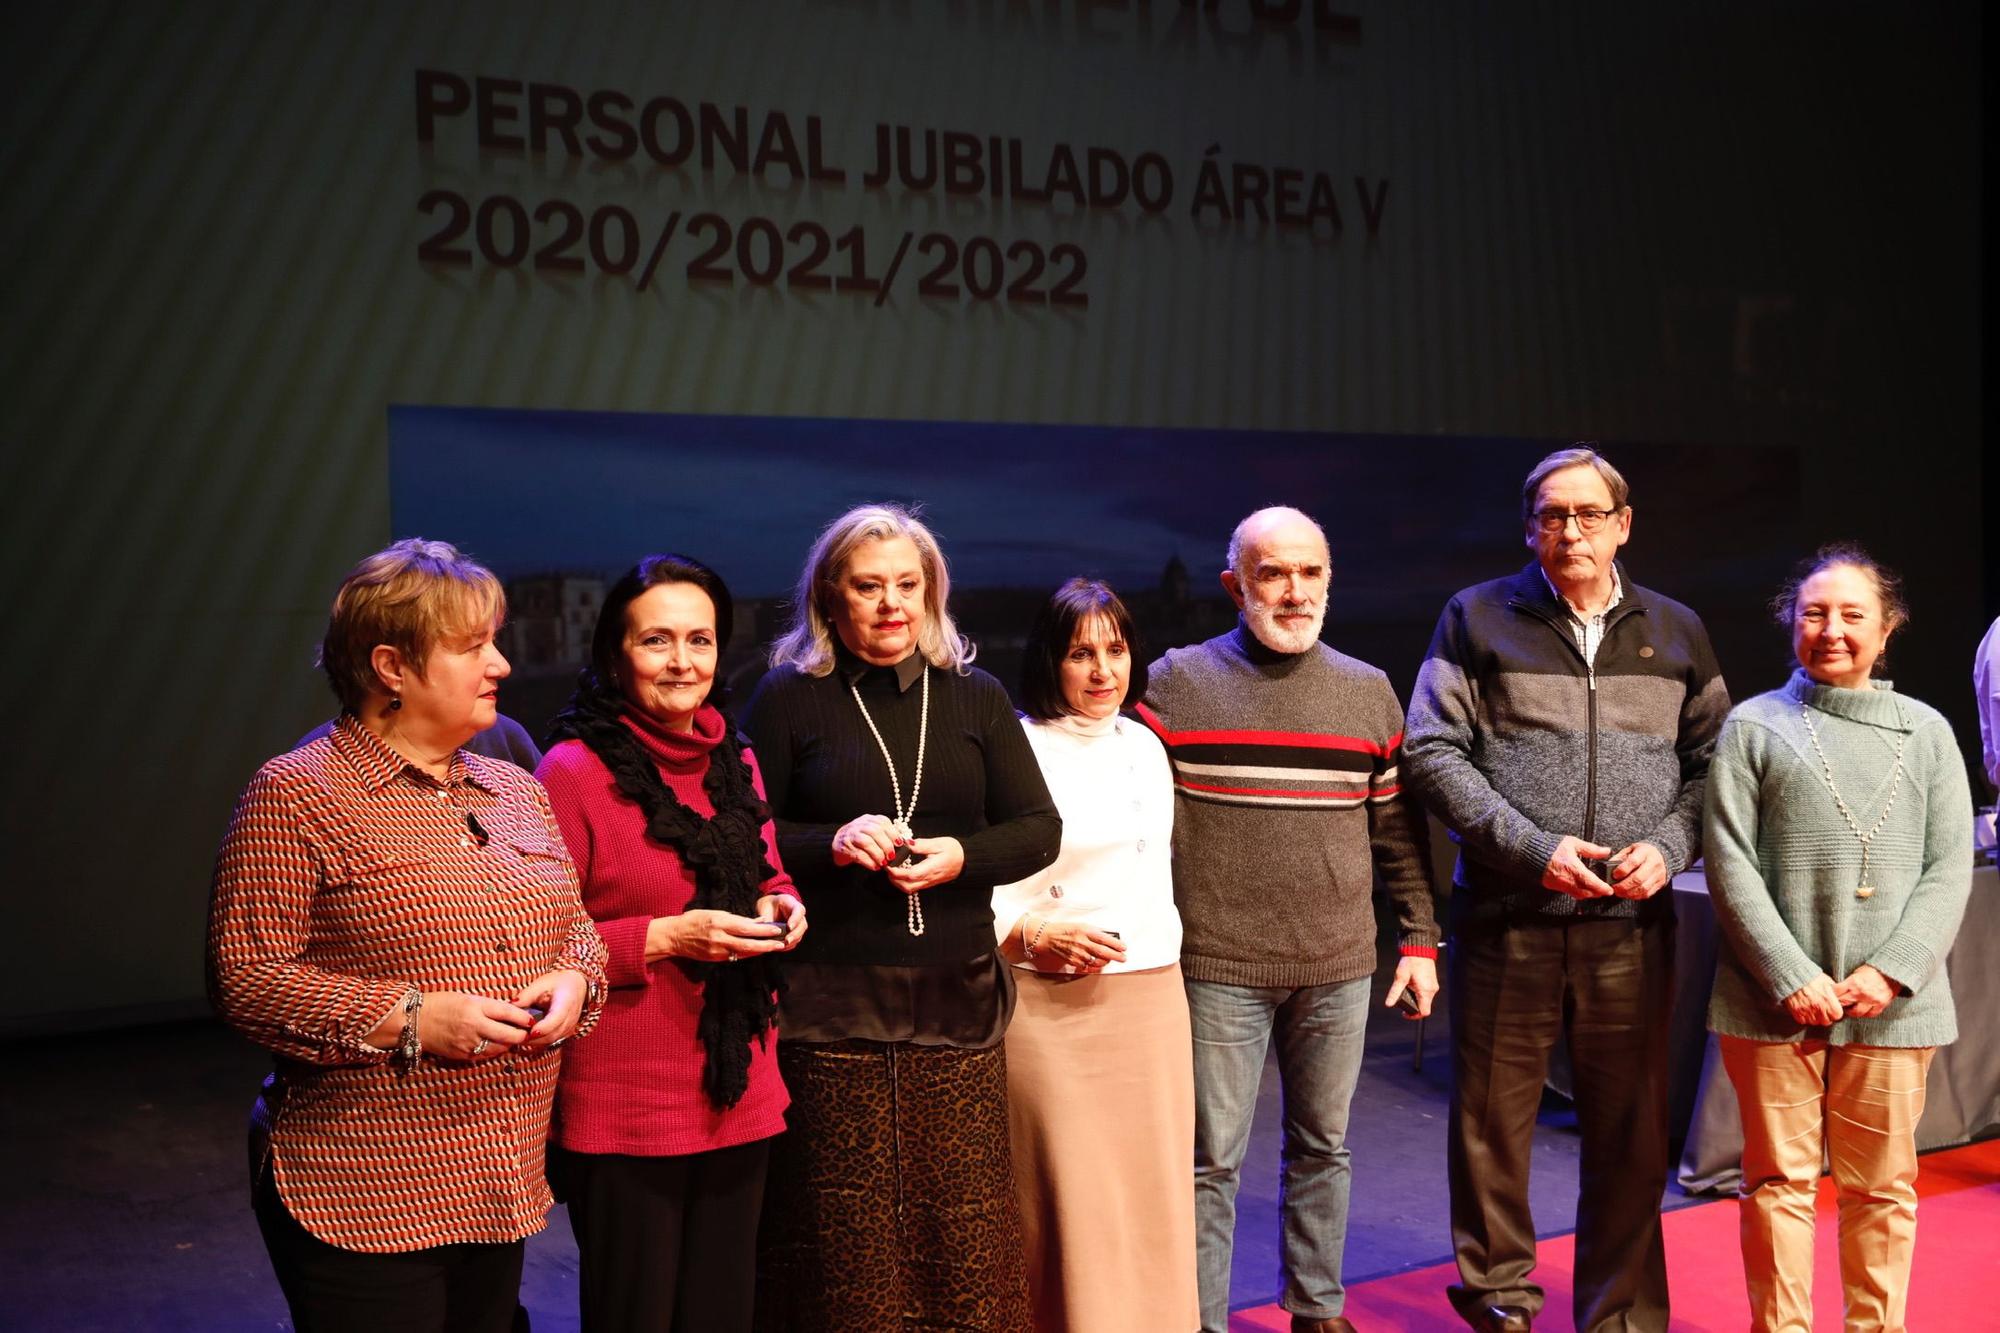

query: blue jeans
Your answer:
[1186,975,1371,1331]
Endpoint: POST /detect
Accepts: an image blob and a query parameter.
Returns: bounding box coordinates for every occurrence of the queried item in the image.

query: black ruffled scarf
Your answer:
[547,681,781,1109]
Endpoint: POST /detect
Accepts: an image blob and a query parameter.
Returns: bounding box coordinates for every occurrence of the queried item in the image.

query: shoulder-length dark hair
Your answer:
[591,552,737,708]
[1019,578,1148,721]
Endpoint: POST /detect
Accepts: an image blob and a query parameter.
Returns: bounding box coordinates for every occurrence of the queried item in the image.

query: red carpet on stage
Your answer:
[1230,1138,2000,1331]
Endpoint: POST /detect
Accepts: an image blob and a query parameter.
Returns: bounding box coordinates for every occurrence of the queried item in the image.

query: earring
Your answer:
[389,695,402,712]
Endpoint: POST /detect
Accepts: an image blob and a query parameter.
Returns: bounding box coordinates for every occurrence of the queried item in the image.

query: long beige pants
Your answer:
[1719,1037,1934,1333]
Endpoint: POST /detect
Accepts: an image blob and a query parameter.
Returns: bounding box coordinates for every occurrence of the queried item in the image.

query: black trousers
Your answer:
[251,1161,526,1333]
[1446,912,1675,1333]
[553,1139,770,1333]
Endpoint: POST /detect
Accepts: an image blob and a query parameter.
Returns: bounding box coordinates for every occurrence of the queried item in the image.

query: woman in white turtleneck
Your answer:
[995,578,1197,1333]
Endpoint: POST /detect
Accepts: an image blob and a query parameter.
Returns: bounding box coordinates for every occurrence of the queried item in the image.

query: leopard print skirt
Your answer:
[754,1038,1032,1331]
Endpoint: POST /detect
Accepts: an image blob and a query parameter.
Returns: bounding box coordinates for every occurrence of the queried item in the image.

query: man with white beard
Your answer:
[1137,506,1441,1333]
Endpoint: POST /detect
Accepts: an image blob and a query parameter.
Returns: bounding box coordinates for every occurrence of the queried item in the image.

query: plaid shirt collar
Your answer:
[1540,563,1624,622]
[1540,565,1624,665]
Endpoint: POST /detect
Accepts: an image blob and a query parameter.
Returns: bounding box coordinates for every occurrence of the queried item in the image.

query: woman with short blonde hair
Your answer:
[208,537,606,1332]
[316,538,506,712]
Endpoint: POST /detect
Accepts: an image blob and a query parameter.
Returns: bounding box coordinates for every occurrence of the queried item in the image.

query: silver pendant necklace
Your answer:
[1799,701,1906,900]
[849,665,930,935]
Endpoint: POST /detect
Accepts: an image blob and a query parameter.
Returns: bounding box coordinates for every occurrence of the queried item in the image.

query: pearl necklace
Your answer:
[1799,701,1907,900]
[849,665,930,935]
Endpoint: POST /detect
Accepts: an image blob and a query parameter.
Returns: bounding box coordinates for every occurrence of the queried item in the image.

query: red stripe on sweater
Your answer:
[1178,777,1374,801]
[1136,703,1395,756]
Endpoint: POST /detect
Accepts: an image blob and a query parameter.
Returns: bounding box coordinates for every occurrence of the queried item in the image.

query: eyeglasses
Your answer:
[1532,507,1622,534]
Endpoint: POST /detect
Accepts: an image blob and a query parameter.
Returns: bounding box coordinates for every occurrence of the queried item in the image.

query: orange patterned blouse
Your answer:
[207,716,607,1252]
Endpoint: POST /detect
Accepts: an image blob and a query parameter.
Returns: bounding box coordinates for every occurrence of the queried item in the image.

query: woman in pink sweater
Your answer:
[536,553,806,1332]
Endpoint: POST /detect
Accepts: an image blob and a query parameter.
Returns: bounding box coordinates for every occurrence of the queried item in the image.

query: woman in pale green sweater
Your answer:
[1704,543,1973,1333]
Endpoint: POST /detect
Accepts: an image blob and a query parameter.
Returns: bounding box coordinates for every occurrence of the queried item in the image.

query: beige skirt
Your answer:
[1005,962,1199,1333]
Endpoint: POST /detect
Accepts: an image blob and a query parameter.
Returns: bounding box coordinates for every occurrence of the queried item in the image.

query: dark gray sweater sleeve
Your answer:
[1637,617,1728,874]
[1372,678,1440,952]
[1403,597,1566,880]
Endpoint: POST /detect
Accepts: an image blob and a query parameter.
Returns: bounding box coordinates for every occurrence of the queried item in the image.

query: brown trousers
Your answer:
[1447,913,1675,1332]
[1719,1037,1933,1333]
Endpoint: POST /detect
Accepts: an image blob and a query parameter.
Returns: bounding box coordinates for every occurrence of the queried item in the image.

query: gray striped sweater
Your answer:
[1139,623,1438,988]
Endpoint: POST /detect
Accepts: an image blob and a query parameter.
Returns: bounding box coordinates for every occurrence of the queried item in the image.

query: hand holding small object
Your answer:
[513,969,588,1052]
[1383,954,1440,1020]
[1606,841,1669,898]
[831,813,903,870]
[1543,835,1616,899]
[754,893,808,950]
[885,836,965,893]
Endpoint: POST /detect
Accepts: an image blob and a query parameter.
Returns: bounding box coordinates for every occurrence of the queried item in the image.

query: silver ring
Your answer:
[471,1037,490,1057]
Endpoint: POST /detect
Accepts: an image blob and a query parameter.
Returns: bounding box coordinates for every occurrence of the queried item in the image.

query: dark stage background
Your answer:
[0,2,1985,1039]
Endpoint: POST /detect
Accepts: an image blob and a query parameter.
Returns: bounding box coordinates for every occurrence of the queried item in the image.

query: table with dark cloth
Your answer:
[1544,864,1999,1195]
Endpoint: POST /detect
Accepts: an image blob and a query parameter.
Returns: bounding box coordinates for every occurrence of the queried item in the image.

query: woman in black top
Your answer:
[744,503,1060,1332]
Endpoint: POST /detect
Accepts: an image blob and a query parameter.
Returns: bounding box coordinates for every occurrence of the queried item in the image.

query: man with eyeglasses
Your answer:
[1404,445,1728,1333]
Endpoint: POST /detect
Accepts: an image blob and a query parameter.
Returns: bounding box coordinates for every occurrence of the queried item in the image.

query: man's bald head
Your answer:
[1223,507,1331,654]
[1227,506,1329,581]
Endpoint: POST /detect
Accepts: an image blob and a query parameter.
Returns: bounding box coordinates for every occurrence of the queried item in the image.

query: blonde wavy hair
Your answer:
[768,504,974,677]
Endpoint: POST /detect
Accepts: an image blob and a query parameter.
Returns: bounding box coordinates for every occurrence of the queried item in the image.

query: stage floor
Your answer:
[1213,942,1711,1312]
[0,939,1663,1330]
[0,941,1656,1330]
[9,941,1989,1329]
[1235,1137,2000,1330]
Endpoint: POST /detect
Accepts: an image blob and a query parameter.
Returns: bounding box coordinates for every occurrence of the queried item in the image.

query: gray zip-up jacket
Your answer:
[1403,562,1730,921]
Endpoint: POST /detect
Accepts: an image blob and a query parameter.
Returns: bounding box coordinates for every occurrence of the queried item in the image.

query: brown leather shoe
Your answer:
[1467,1304,1532,1333]
[1289,1316,1358,1333]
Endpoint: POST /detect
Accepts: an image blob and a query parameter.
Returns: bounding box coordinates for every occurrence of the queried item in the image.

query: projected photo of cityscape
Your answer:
[390,407,1803,742]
